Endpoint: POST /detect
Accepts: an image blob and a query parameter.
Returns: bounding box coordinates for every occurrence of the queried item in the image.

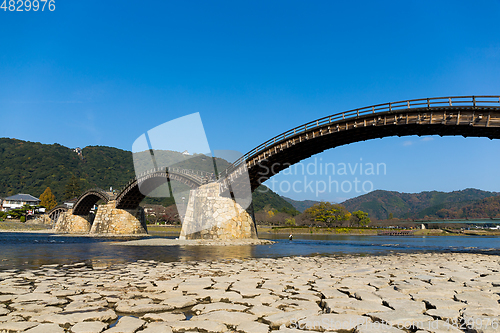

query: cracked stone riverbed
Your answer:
[1,252,500,332]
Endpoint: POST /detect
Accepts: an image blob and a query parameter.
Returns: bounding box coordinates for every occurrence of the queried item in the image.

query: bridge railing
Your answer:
[219,95,500,178]
[74,188,111,202]
[133,167,212,180]
[117,167,214,196]
[47,204,69,215]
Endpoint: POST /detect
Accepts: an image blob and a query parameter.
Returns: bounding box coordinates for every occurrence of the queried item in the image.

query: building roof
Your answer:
[5,194,41,202]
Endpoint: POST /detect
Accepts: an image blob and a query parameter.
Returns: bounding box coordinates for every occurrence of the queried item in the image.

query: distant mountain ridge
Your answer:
[440,195,500,219]
[282,197,320,212]
[341,188,499,220]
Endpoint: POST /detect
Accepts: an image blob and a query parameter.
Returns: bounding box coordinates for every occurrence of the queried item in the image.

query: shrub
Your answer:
[285,217,296,226]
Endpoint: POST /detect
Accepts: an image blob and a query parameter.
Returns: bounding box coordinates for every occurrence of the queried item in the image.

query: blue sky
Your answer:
[1,0,500,201]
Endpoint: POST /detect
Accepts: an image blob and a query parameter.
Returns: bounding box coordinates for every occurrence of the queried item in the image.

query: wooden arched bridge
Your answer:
[115,167,211,210]
[50,95,500,223]
[219,95,500,191]
[48,168,211,222]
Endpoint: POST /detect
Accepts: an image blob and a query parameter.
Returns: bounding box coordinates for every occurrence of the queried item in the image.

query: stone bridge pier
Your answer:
[54,201,147,235]
[179,183,258,240]
[90,201,147,234]
[54,210,93,234]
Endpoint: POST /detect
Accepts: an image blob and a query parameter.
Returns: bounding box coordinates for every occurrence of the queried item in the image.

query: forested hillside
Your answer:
[0,138,136,200]
[432,195,500,219]
[253,186,297,212]
[282,197,320,212]
[342,189,499,220]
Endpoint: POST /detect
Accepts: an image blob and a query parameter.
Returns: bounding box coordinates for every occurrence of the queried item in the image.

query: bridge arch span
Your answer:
[47,205,68,223]
[115,168,210,209]
[72,188,112,215]
[219,96,500,191]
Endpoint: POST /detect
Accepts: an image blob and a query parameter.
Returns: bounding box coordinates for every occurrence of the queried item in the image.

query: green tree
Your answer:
[350,210,371,227]
[64,175,81,200]
[279,206,300,216]
[8,204,33,222]
[304,202,351,226]
[285,217,296,227]
[388,212,394,220]
[39,187,57,210]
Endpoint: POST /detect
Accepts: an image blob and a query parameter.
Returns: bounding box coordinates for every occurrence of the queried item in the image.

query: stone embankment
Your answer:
[179,183,258,240]
[0,253,499,332]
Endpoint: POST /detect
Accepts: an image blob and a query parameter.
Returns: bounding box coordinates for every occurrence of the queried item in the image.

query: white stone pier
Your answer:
[179,183,258,240]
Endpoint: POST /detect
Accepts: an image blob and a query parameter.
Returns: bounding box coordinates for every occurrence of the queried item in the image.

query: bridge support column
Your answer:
[179,183,258,240]
[90,201,147,235]
[54,209,92,234]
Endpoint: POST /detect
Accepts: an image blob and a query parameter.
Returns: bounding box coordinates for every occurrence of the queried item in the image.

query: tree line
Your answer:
[256,201,371,227]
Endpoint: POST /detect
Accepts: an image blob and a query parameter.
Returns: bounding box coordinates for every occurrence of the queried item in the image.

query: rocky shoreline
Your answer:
[0,252,499,332]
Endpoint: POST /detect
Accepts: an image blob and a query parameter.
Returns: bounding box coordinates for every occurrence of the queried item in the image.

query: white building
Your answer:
[2,194,41,212]
[63,198,78,208]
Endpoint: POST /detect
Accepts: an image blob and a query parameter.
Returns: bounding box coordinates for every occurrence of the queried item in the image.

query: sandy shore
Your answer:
[0,252,499,332]
[0,229,53,234]
[0,229,152,238]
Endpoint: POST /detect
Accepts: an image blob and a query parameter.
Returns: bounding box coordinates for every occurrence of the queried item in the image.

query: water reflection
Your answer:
[1,232,500,270]
[174,244,254,262]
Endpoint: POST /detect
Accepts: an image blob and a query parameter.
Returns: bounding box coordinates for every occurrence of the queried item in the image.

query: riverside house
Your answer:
[2,194,41,212]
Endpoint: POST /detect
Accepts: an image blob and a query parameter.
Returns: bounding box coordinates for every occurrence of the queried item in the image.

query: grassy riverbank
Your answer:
[258,225,500,236]
[259,226,380,235]
[0,221,51,232]
[147,225,430,237]
[132,225,500,237]
[146,225,182,235]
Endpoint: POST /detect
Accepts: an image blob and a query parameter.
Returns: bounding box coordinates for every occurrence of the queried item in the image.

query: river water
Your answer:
[0,232,499,270]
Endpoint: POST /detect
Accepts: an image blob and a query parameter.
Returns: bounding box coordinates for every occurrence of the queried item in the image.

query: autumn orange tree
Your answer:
[304,202,351,226]
[39,187,57,210]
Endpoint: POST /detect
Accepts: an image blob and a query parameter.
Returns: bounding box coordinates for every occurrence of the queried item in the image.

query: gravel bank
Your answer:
[0,253,499,332]
[114,238,274,246]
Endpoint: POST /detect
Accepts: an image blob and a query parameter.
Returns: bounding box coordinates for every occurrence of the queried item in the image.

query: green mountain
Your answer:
[422,195,500,220]
[341,189,499,220]
[0,138,136,200]
[253,186,297,212]
[0,138,292,212]
[282,197,320,212]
